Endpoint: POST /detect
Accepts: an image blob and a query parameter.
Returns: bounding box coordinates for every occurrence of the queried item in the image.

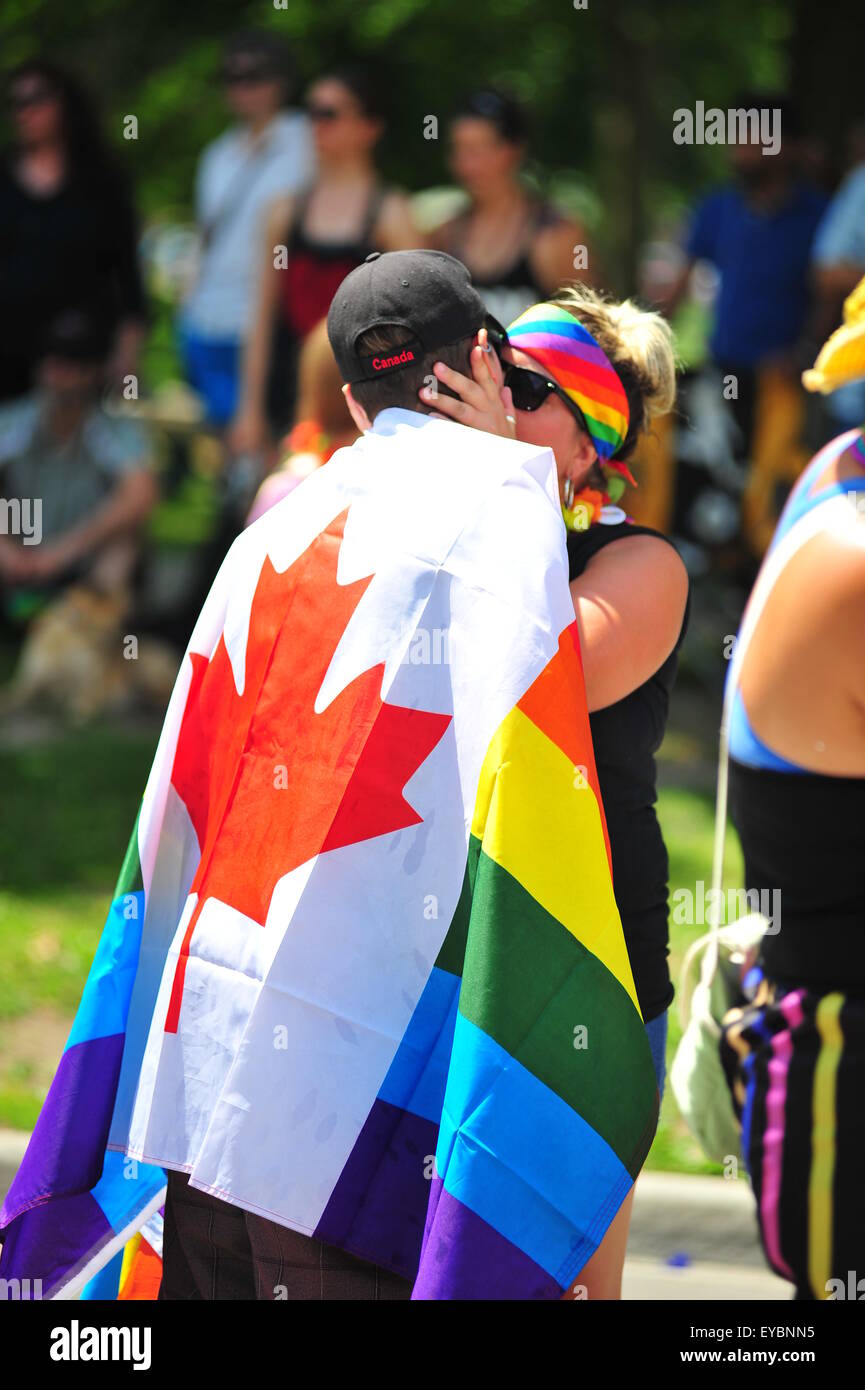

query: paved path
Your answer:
[624,1171,789,1299]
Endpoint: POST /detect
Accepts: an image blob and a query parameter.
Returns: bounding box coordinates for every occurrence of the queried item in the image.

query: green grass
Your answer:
[0,727,740,1177]
[0,727,158,1127]
[647,783,744,1175]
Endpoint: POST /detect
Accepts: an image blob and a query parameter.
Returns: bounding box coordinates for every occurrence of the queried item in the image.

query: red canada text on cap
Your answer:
[372,349,415,372]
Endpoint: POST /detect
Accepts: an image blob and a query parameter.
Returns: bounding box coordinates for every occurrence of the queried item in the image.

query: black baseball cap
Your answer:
[327,249,488,384]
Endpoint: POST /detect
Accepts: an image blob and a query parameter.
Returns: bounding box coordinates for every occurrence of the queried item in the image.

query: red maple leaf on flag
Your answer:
[165,510,451,1033]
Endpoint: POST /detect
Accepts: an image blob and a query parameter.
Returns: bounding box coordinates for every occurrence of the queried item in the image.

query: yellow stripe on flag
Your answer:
[471,705,640,1013]
[118,1231,142,1298]
[808,992,843,1299]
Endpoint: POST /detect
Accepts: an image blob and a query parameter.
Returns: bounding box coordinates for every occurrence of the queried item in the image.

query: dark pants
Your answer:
[159,1170,414,1301]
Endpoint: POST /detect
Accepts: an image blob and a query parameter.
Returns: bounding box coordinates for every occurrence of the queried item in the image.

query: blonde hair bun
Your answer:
[549,284,677,453]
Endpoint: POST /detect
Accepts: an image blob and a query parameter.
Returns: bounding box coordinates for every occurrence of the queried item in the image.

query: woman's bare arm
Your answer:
[570,536,688,711]
[230,194,293,452]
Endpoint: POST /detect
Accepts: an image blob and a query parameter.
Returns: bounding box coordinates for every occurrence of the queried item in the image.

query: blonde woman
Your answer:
[420,285,688,1298]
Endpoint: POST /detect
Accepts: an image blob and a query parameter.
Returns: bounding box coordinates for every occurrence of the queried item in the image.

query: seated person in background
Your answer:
[0,310,156,622]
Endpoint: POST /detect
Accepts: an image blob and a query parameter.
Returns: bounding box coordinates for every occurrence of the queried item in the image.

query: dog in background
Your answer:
[0,585,179,723]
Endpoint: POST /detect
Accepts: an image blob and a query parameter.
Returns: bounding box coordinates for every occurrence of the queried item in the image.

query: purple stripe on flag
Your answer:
[0,1190,112,1296]
[314,1097,437,1282]
[0,1033,124,1226]
[413,1178,562,1300]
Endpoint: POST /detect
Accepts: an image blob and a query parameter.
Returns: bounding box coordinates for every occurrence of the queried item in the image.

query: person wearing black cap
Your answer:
[154,250,569,1304]
[328,248,509,436]
[0,310,156,615]
[179,31,314,429]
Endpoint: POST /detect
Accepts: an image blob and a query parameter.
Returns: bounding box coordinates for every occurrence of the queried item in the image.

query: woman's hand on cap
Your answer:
[419,329,516,440]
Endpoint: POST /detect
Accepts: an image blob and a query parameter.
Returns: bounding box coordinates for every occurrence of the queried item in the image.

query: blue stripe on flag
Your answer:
[90,1148,165,1234]
[436,1013,630,1281]
[65,891,145,1049]
[377,966,459,1122]
[81,1247,124,1300]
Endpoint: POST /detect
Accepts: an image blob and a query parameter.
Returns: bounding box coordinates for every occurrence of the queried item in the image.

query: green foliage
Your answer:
[0,0,796,285]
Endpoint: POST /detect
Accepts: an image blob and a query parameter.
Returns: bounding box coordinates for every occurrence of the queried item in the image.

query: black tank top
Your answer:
[568,521,690,1021]
[729,763,865,993]
[279,183,385,339]
[443,201,562,326]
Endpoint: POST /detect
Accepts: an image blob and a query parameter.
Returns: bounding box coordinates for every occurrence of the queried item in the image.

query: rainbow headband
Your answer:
[506,303,633,481]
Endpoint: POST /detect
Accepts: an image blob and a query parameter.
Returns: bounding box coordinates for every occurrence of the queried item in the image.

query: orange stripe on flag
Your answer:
[517,622,612,872]
[118,1238,163,1301]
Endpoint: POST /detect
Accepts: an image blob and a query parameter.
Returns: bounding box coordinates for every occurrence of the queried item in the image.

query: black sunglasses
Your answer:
[503,363,589,433]
[306,103,352,123]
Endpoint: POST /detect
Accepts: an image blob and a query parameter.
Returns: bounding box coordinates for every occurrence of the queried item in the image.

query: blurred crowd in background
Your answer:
[1,26,864,719]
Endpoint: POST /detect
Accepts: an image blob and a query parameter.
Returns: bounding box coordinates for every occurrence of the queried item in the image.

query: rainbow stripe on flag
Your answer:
[0,829,166,1297]
[314,625,657,1297]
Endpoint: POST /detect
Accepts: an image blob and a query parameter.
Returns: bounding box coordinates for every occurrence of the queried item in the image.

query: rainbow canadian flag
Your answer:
[0,409,657,1300]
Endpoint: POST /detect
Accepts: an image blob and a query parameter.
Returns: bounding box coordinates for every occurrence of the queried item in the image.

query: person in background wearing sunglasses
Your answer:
[231,68,418,459]
[179,31,314,431]
[0,60,147,404]
[420,284,689,1299]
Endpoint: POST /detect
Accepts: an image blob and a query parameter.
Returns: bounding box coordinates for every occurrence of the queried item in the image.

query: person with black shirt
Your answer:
[419,281,688,1298]
[0,61,146,403]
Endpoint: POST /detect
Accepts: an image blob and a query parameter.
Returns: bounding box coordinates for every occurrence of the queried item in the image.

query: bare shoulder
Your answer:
[787,520,865,601]
[582,533,688,603]
[531,212,588,287]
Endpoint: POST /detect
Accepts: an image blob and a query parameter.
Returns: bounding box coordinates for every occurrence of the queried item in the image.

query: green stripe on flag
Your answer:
[458,836,657,1177]
[112,805,144,900]
[433,837,481,979]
